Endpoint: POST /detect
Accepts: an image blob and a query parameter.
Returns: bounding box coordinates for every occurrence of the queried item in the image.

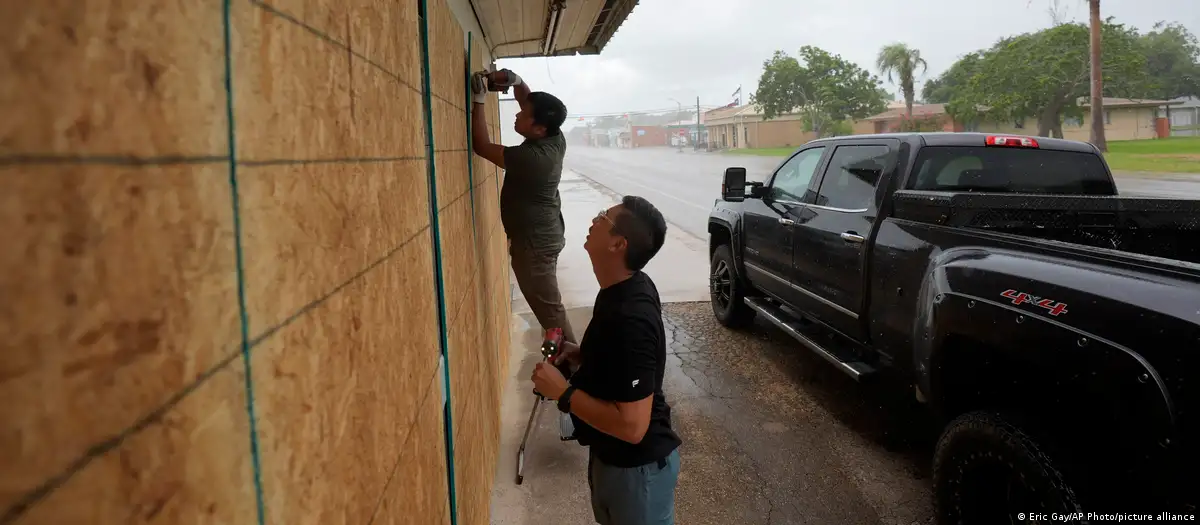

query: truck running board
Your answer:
[743,297,876,381]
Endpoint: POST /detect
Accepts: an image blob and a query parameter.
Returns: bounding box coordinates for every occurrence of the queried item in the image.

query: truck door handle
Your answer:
[779,218,795,226]
[840,231,865,243]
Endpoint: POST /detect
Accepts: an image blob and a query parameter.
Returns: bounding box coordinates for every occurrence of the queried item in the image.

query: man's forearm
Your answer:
[471,100,491,151]
[513,81,532,109]
[568,389,647,444]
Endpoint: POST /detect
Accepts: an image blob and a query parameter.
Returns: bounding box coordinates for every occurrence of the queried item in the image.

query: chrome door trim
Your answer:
[743,262,859,319]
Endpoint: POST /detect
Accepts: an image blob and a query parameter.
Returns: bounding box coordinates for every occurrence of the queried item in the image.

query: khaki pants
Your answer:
[509,238,577,344]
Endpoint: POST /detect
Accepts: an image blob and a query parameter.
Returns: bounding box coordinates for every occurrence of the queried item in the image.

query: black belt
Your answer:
[591,452,669,470]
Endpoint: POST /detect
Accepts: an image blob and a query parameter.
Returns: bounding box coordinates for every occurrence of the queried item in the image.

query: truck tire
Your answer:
[710,244,755,328]
[933,411,1084,525]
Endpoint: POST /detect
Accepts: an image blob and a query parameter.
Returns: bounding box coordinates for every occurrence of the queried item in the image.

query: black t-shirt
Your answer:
[569,271,682,468]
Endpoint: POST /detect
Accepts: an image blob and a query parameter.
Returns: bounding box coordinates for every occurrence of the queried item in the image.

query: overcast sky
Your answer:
[496,0,1198,130]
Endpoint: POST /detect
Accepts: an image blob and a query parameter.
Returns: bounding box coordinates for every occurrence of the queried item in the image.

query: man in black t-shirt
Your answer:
[531,195,682,525]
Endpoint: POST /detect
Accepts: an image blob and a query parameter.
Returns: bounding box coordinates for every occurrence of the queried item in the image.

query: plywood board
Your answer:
[350,57,426,159]
[448,280,483,423]
[251,233,440,525]
[426,0,465,108]
[372,371,450,525]
[436,193,478,328]
[233,2,351,161]
[348,0,422,87]
[0,164,240,513]
[0,1,226,157]
[12,361,257,525]
[238,159,429,335]
[434,151,470,218]
[448,289,491,525]
[257,0,347,43]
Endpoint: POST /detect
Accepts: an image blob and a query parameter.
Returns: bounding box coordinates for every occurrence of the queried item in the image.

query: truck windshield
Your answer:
[910,146,1116,195]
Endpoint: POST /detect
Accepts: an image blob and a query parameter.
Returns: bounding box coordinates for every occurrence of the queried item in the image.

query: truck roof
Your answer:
[806,132,1102,154]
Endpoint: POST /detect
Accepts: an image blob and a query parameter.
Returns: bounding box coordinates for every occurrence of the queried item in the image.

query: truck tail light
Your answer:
[986,135,1039,148]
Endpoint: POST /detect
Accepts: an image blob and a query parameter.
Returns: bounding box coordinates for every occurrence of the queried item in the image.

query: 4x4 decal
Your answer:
[1001,289,1068,316]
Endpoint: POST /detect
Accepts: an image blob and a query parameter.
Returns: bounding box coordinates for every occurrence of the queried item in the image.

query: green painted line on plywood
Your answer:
[418,0,459,523]
[222,1,267,523]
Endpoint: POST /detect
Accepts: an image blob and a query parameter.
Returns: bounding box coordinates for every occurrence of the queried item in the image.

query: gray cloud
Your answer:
[498,0,1199,128]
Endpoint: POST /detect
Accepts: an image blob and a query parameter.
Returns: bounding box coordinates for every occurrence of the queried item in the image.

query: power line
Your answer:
[567,105,727,119]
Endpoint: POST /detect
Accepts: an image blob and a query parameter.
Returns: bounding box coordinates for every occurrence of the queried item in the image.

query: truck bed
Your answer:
[890,190,1200,265]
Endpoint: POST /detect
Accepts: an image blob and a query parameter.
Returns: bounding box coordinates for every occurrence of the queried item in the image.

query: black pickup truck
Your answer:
[707,132,1200,522]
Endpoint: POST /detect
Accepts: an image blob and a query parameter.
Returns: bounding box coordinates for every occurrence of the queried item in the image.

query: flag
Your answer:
[731,85,742,105]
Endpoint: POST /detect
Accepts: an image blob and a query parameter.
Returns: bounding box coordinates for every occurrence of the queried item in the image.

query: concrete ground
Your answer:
[489,169,936,525]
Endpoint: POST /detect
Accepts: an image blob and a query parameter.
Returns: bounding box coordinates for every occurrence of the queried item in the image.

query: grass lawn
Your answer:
[1103,137,1200,174]
[723,137,1200,173]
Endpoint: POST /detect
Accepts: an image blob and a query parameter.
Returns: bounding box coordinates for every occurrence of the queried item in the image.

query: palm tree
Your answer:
[876,43,929,127]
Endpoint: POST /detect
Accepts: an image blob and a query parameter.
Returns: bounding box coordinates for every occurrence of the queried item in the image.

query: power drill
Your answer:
[473,68,517,94]
[534,328,572,399]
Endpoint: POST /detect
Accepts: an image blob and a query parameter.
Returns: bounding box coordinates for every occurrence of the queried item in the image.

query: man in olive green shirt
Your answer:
[470,69,577,344]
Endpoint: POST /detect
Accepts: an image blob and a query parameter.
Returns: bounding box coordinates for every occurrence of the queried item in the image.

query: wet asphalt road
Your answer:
[564,145,1200,242]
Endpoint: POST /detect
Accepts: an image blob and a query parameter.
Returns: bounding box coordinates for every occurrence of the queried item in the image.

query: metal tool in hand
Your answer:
[472,68,518,94]
[515,327,571,485]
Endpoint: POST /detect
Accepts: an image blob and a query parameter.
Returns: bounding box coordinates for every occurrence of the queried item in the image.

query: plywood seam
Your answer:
[0,350,244,524]
[249,0,423,97]
[447,257,485,326]
[436,185,475,214]
[248,223,433,346]
[433,92,466,113]
[0,155,228,167]
[363,362,443,525]
[238,156,426,166]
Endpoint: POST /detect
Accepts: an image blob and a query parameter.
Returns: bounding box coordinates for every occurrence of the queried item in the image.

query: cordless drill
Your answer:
[534,328,573,398]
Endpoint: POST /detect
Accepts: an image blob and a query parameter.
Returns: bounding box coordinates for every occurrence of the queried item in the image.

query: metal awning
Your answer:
[470,0,639,59]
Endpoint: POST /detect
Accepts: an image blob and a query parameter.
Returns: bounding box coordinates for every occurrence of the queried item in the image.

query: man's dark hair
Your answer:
[528,91,567,136]
[612,195,667,271]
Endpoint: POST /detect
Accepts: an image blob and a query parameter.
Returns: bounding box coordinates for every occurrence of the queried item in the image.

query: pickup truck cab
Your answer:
[707,132,1199,522]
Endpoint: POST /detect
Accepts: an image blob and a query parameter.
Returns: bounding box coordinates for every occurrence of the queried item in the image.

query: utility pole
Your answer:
[695,96,701,151]
[668,97,683,150]
[1088,0,1107,151]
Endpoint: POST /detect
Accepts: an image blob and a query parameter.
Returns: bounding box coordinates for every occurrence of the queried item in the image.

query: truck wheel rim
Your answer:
[711,260,732,307]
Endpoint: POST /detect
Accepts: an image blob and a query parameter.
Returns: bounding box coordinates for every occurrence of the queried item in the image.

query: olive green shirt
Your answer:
[501,133,567,254]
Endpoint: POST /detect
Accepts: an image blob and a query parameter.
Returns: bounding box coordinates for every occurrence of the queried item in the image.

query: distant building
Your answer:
[859,98,1183,141]
[1168,97,1199,137]
[629,125,668,147]
[703,104,817,150]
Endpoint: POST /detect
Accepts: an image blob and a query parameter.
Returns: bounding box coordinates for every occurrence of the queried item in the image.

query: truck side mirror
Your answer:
[721,167,748,201]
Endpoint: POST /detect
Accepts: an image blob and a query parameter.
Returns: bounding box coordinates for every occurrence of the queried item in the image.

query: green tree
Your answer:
[876,43,928,125]
[1139,21,1200,99]
[751,46,889,137]
[922,52,984,104]
[946,21,1148,139]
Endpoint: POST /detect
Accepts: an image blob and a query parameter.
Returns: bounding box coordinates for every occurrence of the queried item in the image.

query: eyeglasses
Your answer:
[596,209,616,227]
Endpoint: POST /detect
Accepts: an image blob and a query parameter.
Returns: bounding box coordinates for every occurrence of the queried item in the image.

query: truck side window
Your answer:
[769,147,825,203]
[814,145,891,210]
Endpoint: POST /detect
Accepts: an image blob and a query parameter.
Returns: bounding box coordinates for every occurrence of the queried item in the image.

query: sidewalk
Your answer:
[509,168,711,315]
[491,170,935,525]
